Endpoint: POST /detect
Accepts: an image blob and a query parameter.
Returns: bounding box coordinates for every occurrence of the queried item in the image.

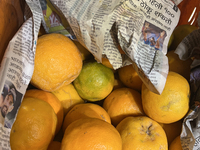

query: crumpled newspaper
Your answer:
[175,12,200,150]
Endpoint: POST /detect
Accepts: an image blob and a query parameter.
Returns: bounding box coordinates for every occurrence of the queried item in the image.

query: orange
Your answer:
[169,136,183,150]
[62,103,111,132]
[159,120,183,146]
[24,89,64,134]
[61,118,122,150]
[10,97,57,150]
[47,141,61,150]
[116,116,168,150]
[142,71,190,124]
[167,50,193,81]
[169,24,198,50]
[52,83,85,116]
[73,61,114,101]
[101,56,114,69]
[118,64,143,92]
[31,33,82,92]
[73,40,93,60]
[103,87,144,126]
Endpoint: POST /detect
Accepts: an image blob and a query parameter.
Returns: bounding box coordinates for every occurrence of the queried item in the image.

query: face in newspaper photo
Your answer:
[0,80,22,128]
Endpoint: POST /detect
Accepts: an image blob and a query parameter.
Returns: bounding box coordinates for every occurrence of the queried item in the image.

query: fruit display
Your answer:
[1,1,199,150]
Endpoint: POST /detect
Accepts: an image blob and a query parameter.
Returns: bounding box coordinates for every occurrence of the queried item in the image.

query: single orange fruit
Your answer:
[118,64,143,92]
[10,97,57,150]
[103,87,144,126]
[116,116,168,150]
[61,118,122,150]
[52,83,84,116]
[62,103,111,132]
[169,136,183,150]
[73,61,114,101]
[47,141,61,150]
[159,120,183,146]
[31,33,82,92]
[24,89,64,134]
[142,71,190,124]
[101,56,114,70]
[167,50,193,81]
[73,40,93,60]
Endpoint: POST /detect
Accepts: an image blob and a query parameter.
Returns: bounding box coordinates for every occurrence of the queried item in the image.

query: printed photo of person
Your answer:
[0,80,22,128]
[141,21,167,51]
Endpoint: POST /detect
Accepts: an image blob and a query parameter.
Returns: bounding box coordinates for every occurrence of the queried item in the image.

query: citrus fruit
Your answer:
[142,71,190,124]
[103,87,144,126]
[170,24,198,50]
[101,56,114,69]
[159,120,183,146]
[167,50,193,81]
[169,136,183,150]
[73,40,93,60]
[52,83,84,116]
[47,141,61,150]
[24,89,64,134]
[31,33,82,92]
[10,97,57,150]
[73,61,114,101]
[61,118,122,150]
[116,116,168,150]
[62,103,111,132]
[118,64,143,92]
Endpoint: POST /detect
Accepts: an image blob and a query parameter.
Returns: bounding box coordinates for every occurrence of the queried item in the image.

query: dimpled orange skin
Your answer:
[61,118,122,150]
[116,116,168,150]
[118,64,143,92]
[10,97,57,150]
[31,33,82,92]
[103,87,145,127]
[62,103,111,132]
[142,71,190,124]
[24,89,64,135]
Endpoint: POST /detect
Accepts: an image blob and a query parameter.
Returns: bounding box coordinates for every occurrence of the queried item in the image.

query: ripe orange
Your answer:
[73,61,114,101]
[167,50,193,81]
[103,87,144,126]
[31,33,82,92]
[47,141,61,150]
[142,71,190,124]
[10,97,57,150]
[62,103,111,132]
[24,89,64,134]
[101,56,114,69]
[116,116,168,150]
[169,136,183,150]
[52,83,84,116]
[73,40,93,60]
[159,120,183,146]
[61,118,122,150]
[118,64,143,92]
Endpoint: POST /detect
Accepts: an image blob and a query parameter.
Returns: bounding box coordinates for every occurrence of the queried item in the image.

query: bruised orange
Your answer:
[142,71,190,124]
[116,116,168,150]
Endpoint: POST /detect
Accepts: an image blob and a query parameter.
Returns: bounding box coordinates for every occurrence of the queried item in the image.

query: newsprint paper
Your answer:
[1,0,198,150]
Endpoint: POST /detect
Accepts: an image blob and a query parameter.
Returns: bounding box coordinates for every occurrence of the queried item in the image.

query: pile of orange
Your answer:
[10,31,193,150]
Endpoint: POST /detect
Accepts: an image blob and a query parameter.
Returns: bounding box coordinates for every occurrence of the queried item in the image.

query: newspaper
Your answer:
[175,13,200,150]
[0,0,181,149]
[0,0,43,149]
